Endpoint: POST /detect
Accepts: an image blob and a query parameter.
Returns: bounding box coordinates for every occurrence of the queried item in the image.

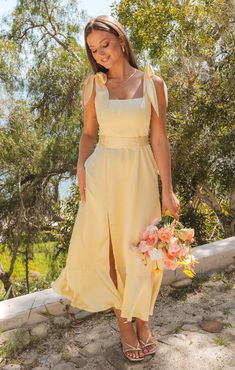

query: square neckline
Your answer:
[104,70,145,102]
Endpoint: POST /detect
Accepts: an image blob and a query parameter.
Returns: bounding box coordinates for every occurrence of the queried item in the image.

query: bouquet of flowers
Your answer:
[130,210,199,277]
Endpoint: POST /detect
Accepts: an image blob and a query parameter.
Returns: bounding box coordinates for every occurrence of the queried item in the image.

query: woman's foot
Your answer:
[113,308,145,360]
[135,318,157,355]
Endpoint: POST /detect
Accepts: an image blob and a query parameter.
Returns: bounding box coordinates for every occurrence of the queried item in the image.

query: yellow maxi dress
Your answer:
[51,64,168,322]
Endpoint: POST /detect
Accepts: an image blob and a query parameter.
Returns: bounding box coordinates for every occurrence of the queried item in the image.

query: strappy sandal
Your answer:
[138,333,157,355]
[121,340,145,362]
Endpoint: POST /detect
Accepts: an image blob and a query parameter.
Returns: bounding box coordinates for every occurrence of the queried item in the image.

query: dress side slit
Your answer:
[108,212,118,290]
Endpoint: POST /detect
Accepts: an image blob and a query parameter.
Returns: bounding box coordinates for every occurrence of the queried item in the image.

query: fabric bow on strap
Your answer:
[82,72,107,106]
[145,63,168,118]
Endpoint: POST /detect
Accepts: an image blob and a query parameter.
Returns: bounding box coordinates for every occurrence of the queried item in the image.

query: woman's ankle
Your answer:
[135,318,150,329]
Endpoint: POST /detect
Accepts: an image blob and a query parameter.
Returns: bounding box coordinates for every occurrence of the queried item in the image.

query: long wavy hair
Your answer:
[84,15,139,74]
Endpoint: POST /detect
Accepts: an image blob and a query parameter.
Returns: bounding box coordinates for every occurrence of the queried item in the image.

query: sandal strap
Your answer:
[139,333,156,347]
[123,341,141,351]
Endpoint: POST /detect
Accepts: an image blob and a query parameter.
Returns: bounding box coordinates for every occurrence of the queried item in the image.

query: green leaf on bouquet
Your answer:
[162,210,175,225]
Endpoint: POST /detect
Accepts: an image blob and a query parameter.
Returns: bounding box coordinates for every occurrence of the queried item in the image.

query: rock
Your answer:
[82,341,102,357]
[173,333,188,340]
[30,323,48,338]
[100,335,119,349]
[39,353,62,367]
[223,327,235,338]
[225,264,235,273]
[86,330,101,341]
[2,365,22,370]
[0,328,30,347]
[229,309,235,316]
[99,331,112,339]
[21,352,38,366]
[0,329,18,345]
[31,367,48,370]
[0,357,5,365]
[53,362,77,370]
[199,319,223,333]
[181,324,199,332]
[69,356,87,367]
[103,347,131,370]
[158,323,178,336]
[183,318,202,324]
[74,311,95,320]
[171,278,192,288]
[53,316,71,327]
[209,311,224,319]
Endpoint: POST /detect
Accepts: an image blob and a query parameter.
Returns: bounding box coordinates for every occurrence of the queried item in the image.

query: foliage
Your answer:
[112,0,235,238]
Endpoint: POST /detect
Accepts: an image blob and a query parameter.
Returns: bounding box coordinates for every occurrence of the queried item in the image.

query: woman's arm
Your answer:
[77,77,98,201]
[149,76,180,218]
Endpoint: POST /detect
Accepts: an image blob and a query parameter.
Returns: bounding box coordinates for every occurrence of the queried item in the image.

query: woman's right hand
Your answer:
[77,164,86,202]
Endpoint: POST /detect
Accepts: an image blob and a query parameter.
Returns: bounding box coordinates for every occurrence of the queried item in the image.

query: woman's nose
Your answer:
[97,48,105,56]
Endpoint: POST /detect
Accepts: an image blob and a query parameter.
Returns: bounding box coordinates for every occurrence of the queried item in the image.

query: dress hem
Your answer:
[51,283,153,322]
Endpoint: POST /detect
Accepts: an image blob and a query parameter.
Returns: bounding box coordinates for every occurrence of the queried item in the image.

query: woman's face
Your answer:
[86,30,124,68]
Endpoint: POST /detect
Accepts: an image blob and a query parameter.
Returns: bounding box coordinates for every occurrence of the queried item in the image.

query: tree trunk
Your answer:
[0,262,15,299]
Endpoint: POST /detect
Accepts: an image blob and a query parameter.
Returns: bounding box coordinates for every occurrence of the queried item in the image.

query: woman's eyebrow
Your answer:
[88,38,109,47]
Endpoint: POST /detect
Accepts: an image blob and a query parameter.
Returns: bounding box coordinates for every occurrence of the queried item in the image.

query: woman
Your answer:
[51,15,180,362]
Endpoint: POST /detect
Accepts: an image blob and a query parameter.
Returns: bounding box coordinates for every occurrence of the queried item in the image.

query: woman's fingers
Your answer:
[162,198,180,220]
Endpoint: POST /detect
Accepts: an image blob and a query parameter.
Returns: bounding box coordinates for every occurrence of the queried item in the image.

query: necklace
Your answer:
[107,68,137,85]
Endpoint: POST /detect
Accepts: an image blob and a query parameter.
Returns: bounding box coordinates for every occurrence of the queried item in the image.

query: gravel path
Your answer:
[1,266,235,370]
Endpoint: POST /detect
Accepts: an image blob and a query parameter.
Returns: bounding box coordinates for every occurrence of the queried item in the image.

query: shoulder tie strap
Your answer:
[144,64,168,117]
[82,72,108,106]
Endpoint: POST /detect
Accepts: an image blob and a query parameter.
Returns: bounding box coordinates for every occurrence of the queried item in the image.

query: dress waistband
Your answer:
[98,135,149,148]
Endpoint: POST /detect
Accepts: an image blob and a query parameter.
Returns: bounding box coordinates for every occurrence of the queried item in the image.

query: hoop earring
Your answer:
[122,45,125,53]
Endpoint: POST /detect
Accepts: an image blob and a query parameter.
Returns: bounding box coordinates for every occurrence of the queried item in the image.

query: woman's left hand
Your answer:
[162,189,181,220]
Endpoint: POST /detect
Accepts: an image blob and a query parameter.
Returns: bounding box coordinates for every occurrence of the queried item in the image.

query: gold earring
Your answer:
[122,45,125,52]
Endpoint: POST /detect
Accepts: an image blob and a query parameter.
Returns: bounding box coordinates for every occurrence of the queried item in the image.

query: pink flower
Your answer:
[142,225,158,239]
[158,227,173,242]
[181,245,190,257]
[146,235,157,245]
[168,237,181,255]
[163,259,178,270]
[139,241,150,253]
[187,228,195,241]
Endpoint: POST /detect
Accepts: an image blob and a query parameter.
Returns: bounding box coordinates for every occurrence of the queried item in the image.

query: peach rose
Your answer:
[163,259,178,270]
[158,227,173,242]
[178,228,195,242]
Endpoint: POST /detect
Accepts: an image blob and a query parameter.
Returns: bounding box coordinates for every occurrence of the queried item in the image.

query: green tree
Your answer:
[112,0,235,240]
[0,0,90,297]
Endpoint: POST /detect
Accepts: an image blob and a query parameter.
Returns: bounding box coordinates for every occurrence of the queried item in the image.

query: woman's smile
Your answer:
[101,56,110,63]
